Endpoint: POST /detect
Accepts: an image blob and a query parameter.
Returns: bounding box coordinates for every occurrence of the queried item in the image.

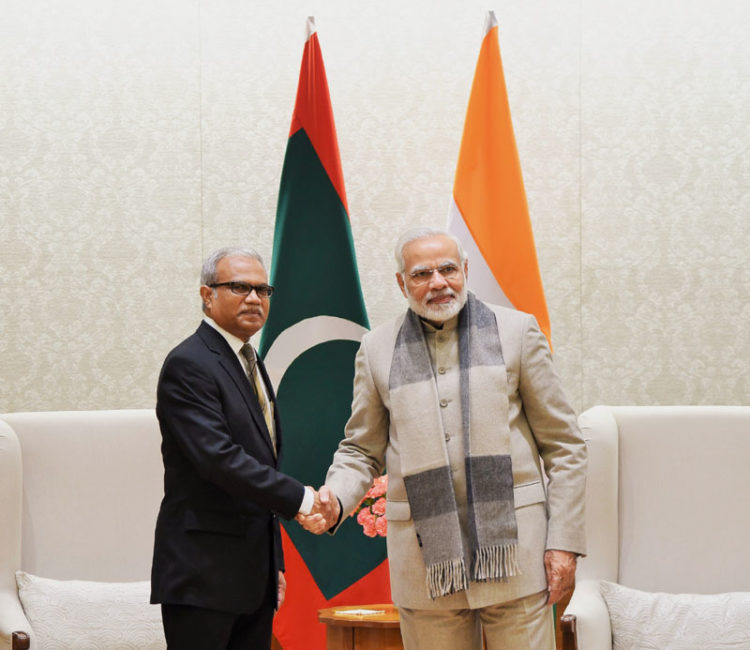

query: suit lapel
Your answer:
[196,322,277,459]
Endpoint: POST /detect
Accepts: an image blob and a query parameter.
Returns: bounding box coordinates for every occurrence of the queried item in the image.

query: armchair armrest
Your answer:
[12,632,29,650]
[0,590,32,650]
[560,579,611,650]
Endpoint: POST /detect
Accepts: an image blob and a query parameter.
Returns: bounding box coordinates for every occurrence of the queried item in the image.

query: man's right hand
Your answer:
[317,485,341,528]
[295,486,341,534]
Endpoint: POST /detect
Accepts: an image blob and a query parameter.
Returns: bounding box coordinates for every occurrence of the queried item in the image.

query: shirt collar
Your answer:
[420,313,460,333]
[203,316,249,356]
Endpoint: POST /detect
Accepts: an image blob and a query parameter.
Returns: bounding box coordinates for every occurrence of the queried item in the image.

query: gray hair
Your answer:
[200,246,266,286]
[200,247,266,313]
[394,227,467,273]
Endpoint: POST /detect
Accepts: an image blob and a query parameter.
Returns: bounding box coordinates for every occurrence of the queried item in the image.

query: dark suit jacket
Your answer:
[150,321,305,615]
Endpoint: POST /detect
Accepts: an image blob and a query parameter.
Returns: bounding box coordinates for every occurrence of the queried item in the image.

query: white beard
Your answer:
[406,284,468,323]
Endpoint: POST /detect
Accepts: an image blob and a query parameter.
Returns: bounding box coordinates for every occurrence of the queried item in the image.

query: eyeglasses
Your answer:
[209,282,275,298]
[407,263,461,286]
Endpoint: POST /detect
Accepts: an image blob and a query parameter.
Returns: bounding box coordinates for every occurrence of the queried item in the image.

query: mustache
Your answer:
[240,307,264,315]
[425,288,457,302]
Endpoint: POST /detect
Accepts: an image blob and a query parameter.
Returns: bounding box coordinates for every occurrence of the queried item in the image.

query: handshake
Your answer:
[296,486,341,535]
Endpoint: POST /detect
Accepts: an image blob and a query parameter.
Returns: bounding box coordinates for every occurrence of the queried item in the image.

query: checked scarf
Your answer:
[389,292,519,599]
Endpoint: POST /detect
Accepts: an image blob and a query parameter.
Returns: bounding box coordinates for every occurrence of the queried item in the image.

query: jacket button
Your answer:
[439,399,448,407]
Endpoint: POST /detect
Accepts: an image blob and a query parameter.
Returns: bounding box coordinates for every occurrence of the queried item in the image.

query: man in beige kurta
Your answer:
[301,228,586,650]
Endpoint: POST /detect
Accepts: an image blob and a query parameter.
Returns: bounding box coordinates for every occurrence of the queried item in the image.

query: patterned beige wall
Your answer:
[2,0,749,414]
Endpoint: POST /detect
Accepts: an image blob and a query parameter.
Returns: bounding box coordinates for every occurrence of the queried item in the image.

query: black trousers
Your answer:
[161,580,275,649]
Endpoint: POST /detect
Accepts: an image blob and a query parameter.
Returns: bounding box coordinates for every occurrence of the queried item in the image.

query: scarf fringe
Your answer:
[427,558,469,599]
[472,543,520,582]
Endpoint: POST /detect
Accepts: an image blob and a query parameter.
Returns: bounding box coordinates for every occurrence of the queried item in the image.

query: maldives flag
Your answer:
[258,17,390,650]
[447,11,551,345]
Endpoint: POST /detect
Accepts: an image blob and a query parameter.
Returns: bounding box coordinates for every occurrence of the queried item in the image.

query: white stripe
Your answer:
[483,11,498,38]
[306,16,316,42]
[262,316,368,392]
[447,198,515,310]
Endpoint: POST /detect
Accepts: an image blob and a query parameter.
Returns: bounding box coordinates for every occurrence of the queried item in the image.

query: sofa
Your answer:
[561,405,750,650]
[0,410,165,649]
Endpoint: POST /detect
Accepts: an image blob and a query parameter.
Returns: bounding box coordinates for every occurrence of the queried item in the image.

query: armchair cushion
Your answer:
[16,571,165,649]
[600,580,750,649]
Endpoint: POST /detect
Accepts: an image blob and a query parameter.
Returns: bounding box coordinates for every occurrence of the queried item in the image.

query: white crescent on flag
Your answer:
[262,316,368,392]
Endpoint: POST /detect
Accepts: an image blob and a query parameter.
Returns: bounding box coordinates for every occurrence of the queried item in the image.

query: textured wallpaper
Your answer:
[1,0,749,414]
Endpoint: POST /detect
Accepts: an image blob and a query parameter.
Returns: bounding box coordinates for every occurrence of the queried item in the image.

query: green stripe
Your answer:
[277,342,386,598]
[259,129,368,357]
[259,128,385,599]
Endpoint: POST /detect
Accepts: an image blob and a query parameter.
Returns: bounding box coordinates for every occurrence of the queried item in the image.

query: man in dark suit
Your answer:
[150,247,326,649]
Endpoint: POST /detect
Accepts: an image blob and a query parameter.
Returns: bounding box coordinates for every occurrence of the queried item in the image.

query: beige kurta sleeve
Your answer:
[517,314,587,555]
[325,334,389,523]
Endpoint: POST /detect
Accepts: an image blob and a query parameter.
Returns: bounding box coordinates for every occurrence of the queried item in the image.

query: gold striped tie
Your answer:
[240,344,276,454]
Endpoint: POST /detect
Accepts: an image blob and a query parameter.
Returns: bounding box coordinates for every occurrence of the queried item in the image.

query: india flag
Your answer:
[447,11,551,345]
[259,17,390,650]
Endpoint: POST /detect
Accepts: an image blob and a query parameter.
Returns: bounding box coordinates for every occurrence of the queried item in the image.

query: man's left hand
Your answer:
[277,571,287,609]
[544,549,577,605]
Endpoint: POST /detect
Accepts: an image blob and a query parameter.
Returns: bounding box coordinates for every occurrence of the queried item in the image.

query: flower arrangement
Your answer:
[352,474,388,537]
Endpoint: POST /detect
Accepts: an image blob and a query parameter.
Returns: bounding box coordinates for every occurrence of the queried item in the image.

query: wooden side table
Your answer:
[318,604,403,650]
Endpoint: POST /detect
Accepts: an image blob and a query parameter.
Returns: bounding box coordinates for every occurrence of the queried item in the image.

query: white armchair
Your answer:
[0,410,164,650]
[561,405,750,650]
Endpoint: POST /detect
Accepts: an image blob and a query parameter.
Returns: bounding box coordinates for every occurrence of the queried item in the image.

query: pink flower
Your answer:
[353,475,388,538]
[375,516,387,537]
[357,508,374,526]
[367,475,388,499]
[362,520,378,537]
[358,509,378,537]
